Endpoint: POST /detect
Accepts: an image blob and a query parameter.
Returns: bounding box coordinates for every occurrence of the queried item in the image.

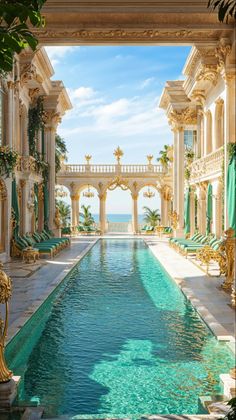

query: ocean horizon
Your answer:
[92,214,145,223]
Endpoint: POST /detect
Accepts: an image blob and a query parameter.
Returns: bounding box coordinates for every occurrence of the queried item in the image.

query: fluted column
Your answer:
[131,192,139,234]
[71,194,78,229]
[99,192,107,235]
[176,127,185,235]
[189,190,195,236]
[196,185,206,235]
[161,193,168,226]
[44,111,60,231]
[75,195,80,225]
[212,180,222,237]
[172,129,178,211]
[223,73,236,229]
[6,81,14,148]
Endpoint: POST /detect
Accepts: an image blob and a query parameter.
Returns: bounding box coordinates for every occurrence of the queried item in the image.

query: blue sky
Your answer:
[46,46,191,214]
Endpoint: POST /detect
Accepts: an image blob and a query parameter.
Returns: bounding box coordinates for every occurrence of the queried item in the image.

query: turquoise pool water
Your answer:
[7,240,234,418]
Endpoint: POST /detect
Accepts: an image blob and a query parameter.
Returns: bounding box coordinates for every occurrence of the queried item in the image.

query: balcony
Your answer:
[60,163,166,176]
[189,147,224,184]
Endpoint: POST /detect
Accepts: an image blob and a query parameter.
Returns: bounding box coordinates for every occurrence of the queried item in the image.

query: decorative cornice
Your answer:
[169,107,197,127]
[191,90,206,106]
[195,64,218,85]
[36,28,218,43]
[215,43,231,70]
[43,110,61,126]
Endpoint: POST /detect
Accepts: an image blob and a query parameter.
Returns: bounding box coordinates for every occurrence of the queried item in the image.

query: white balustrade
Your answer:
[61,163,165,175]
[189,147,224,183]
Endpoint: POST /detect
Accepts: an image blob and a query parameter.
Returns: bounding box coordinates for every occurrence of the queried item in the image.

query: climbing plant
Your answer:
[28,96,45,156]
[0,146,18,177]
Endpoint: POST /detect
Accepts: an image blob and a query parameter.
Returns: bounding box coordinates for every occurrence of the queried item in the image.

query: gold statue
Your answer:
[54,207,61,229]
[85,155,92,164]
[113,146,124,164]
[0,264,13,382]
[169,210,179,230]
[221,228,235,292]
[146,155,153,165]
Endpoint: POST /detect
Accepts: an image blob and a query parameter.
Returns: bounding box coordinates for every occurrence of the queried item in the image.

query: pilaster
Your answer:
[131,192,139,234]
[99,192,107,235]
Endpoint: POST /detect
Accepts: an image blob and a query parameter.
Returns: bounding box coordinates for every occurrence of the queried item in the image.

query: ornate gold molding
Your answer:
[169,107,197,126]
[0,263,13,383]
[195,64,218,85]
[0,180,7,201]
[107,176,129,191]
[36,28,204,42]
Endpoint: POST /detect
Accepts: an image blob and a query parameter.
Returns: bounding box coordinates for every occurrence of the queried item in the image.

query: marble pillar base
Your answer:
[0,376,21,412]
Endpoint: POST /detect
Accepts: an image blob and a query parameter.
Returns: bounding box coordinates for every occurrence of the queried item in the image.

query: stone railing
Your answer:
[16,156,42,176]
[61,163,166,175]
[189,147,224,183]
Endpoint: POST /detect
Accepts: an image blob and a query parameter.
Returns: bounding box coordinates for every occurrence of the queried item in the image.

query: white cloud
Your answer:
[59,93,169,139]
[67,87,96,101]
[139,77,155,89]
[45,46,75,66]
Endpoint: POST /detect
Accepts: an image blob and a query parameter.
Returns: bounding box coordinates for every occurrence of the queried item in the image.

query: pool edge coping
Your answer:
[6,238,99,346]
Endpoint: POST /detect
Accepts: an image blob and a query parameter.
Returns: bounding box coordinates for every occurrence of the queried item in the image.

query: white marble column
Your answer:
[224,74,236,229]
[176,127,185,235]
[189,190,196,237]
[131,192,139,234]
[71,195,78,230]
[6,81,14,148]
[44,115,58,231]
[212,180,222,237]
[161,193,168,226]
[196,186,206,235]
[173,129,178,211]
[99,192,107,235]
[75,195,80,225]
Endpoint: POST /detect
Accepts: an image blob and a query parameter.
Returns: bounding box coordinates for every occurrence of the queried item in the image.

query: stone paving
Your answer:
[5,237,98,342]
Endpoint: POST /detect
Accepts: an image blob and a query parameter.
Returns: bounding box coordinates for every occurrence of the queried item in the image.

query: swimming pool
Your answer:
[6,240,234,418]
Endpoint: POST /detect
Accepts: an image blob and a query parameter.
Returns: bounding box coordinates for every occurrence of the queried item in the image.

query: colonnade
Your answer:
[70,188,172,234]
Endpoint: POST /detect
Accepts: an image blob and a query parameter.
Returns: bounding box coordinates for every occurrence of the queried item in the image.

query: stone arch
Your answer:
[214,99,224,149]
[0,179,7,253]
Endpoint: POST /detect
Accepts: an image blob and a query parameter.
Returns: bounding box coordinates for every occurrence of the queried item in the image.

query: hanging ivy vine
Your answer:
[0,146,18,177]
[28,96,45,157]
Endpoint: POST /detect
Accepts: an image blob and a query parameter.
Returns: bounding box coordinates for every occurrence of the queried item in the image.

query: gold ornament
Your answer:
[0,263,13,383]
[113,146,124,164]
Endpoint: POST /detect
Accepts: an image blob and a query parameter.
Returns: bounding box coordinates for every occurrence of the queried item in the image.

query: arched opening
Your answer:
[78,185,99,227]
[206,111,213,155]
[0,179,7,253]
[215,99,224,150]
[105,187,132,233]
[55,184,73,229]
[138,185,161,227]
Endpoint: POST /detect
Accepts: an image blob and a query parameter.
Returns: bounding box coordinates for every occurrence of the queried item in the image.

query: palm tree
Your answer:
[55,134,68,173]
[79,205,95,227]
[157,145,170,168]
[56,200,71,227]
[143,206,161,227]
[207,0,236,23]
